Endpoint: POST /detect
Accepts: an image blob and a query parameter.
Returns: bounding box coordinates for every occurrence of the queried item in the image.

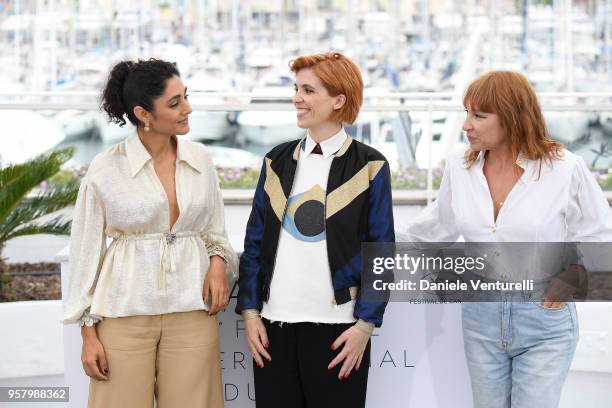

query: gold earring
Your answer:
[144,122,150,132]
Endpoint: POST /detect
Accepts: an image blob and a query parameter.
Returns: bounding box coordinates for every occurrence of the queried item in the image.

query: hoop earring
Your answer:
[144,122,150,132]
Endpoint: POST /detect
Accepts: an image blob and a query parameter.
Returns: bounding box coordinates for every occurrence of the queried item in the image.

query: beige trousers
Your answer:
[88,310,223,408]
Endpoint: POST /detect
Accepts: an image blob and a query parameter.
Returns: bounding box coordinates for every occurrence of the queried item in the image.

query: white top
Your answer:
[261,128,356,324]
[400,148,612,282]
[62,134,238,325]
[401,148,612,243]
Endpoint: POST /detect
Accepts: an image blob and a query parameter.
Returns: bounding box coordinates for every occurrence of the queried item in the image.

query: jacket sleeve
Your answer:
[235,160,267,314]
[354,160,395,327]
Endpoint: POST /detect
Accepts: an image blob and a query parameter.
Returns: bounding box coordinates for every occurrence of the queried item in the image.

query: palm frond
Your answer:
[0,148,73,188]
[2,216,72,241]
[26,181,79,215]
[0,181,79,240]
[0,147,74,224]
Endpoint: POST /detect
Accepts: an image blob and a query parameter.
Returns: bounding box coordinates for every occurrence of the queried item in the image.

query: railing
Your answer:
[1,91,611,111]
[1,91,611,204]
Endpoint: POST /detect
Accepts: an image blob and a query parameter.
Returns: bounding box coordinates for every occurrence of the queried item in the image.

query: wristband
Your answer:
[241,309,261,321]
[354,319,375,335]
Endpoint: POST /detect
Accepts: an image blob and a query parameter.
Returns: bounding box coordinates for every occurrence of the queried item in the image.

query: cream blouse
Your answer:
[62,134,238,326]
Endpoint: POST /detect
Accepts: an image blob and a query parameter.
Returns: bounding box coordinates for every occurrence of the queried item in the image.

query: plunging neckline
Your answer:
[482,158,524,224]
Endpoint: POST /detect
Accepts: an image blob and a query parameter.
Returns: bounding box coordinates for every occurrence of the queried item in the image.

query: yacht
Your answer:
[0,110,66,165]
[94,114,135,145]
[185,71,233,142]
[49,110,98,141]
[206,145,261,169]
[237,84,305,146]
[599,112,612,136]
[412,112,462,169]
[544,112,590,144]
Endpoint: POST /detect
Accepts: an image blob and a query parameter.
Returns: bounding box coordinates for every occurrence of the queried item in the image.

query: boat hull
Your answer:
[238,111,304,145]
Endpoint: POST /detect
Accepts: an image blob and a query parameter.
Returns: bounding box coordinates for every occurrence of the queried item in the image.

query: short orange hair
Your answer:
[463,70,563,167]
[290,52,363,124]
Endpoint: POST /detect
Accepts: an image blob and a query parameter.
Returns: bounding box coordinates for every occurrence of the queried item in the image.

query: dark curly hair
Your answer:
[101,58,180,127]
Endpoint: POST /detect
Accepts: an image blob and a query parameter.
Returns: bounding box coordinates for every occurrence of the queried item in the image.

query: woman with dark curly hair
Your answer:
[63,58,237,408]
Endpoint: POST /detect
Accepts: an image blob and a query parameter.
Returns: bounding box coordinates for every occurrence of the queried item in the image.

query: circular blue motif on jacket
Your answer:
[282,186,326,242]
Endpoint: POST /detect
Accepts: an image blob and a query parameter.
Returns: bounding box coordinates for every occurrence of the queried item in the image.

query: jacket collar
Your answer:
[303,128,348,159]
[293,131,353,161]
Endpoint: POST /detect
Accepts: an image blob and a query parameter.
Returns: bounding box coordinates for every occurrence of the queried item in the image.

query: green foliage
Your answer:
[214,166,446,190]
[391,167,443,190]
[0,147,78,295]
[594,170,612,191]
[216,167,261,189]
[212,165,610,191]
[36,160,612,193]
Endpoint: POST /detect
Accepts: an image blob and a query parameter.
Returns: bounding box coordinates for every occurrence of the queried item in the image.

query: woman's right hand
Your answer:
[81,326,109,381]
[244,317,272,368]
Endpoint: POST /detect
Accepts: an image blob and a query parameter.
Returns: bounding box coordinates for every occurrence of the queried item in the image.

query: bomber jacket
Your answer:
[235,135,395,327]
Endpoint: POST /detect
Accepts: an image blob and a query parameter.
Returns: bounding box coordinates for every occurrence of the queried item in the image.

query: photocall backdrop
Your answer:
[62,240,612,407]
[62,279,473,407]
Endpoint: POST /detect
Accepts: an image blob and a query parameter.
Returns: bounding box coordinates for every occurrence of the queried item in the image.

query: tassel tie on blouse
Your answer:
[112,231,201,289]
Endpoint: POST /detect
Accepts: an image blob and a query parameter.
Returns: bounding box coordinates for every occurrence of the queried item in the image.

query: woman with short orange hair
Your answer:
[236,52,395,407]
[402,70,612,407]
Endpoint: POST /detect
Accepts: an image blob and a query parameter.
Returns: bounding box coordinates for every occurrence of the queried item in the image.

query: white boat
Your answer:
[0,110,66,165]
[185,71,233,141]
[238,109,304,146]
[205,146,261,169]
[413,115,454,169]
[94,114,135,145]
[599,112,612,136]
[187,105,231,142]
[96,109,227,145]
[245,48,281,69]
[238,85,305,146]
[50,110,98,141]
[544,112,590,144]
[385,110,465,170]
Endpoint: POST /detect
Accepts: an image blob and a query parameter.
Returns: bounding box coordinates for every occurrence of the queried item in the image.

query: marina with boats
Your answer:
[1,4,612,408]
[1,0,612,171]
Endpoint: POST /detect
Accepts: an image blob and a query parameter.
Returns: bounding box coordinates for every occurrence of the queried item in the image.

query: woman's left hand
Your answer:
[543,276,574,309]
[328,326,370,380]
[203,255,229,314]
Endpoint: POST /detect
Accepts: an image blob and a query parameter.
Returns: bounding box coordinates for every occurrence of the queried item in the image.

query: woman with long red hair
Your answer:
[402,70,612,407]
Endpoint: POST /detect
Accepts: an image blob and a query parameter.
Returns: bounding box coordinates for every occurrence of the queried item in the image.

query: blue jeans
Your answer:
[462,297,578,408]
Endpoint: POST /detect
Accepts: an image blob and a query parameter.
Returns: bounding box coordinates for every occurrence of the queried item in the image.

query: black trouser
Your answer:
[253,319,371,408]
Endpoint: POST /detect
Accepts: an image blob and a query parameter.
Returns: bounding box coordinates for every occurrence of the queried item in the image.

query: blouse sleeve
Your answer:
[398,158,461,243]
[200,160,239,283]
[62,180,107,325]
[566,156,612,242]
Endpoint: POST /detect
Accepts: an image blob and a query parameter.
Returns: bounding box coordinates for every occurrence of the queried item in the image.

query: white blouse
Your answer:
[62,134,238,326]
[401,148,612,243]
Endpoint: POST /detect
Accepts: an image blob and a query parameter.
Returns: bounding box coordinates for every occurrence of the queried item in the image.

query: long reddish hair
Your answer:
[289,52,363,124]
[463,70,563,167]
